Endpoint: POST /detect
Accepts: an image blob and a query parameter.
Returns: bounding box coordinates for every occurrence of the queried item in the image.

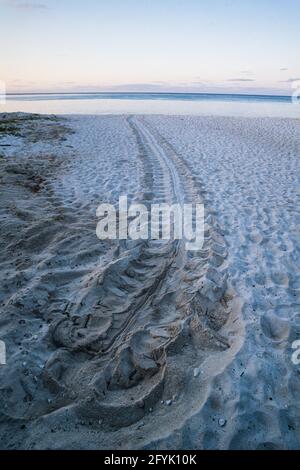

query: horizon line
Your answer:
[5,91,293,98]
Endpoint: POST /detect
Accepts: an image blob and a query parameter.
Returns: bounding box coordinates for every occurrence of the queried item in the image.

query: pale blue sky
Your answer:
[1,0,299,94]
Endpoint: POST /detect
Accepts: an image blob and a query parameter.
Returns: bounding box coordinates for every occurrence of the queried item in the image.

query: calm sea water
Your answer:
[1,92,299,118]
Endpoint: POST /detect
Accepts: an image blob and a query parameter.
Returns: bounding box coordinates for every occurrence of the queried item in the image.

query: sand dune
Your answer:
[0,113,299,449]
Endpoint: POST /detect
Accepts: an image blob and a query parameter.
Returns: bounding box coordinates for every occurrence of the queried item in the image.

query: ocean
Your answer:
[2,92,299,118]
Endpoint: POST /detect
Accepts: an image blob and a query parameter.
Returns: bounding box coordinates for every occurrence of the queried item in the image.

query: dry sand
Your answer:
[0,113,299,449]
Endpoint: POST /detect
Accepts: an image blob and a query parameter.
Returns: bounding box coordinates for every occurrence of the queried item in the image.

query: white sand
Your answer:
[0,113,300,449]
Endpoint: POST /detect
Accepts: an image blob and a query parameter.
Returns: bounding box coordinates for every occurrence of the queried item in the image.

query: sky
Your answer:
[0,0,300,95]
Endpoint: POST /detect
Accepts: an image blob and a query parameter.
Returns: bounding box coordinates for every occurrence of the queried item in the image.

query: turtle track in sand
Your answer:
[42,116,242,439]
[0,114,243,449]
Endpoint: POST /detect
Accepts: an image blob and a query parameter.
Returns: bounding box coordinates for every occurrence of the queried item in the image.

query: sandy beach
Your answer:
[0,113,300,450]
